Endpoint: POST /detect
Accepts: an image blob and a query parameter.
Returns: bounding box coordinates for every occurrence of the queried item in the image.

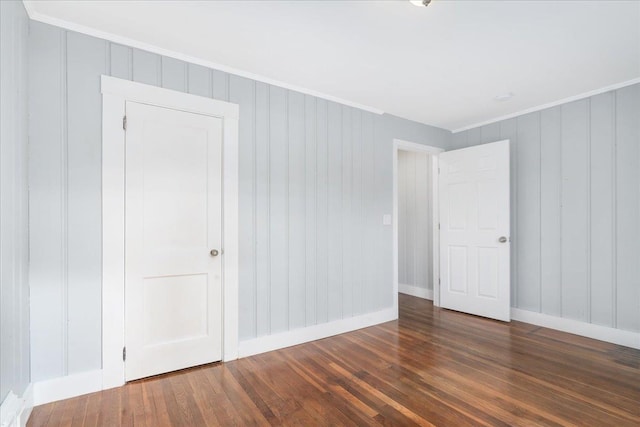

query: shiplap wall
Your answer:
[0,0,30,401]
[452,84,640,332]
[28,22,450,382]
[398,150,433,292]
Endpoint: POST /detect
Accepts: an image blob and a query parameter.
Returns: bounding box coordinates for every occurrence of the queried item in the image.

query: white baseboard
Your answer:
[399,284,433,300]
[238,307,398,358]
[511,308,640,350]
[1,384,33,427]
[33,370,103,406]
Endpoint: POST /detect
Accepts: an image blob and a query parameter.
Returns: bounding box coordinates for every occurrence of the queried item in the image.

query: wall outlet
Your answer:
[382,214,392,225]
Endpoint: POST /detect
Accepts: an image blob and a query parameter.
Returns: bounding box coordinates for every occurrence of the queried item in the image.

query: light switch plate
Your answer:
[382,214,392,225]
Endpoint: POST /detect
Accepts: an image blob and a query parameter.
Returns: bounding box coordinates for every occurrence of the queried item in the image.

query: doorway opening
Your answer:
[392,139,443,311]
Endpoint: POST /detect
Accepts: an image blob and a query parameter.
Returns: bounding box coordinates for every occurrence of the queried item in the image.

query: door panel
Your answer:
[125,101,223,381]
[439,140,510,321]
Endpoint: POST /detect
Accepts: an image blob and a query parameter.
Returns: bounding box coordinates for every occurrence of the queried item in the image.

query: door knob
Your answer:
[498,236,508,243]
[210,249,219,257]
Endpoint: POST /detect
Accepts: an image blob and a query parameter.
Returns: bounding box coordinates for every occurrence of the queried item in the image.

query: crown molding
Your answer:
[452,77,640,133]
[22,1,385,116]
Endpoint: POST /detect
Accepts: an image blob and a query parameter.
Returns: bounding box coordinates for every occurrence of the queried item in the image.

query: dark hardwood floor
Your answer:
[29,294,640,426]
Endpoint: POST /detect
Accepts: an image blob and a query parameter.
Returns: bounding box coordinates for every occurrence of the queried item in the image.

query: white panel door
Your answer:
[439,140,510,321]
[125,101,223,381]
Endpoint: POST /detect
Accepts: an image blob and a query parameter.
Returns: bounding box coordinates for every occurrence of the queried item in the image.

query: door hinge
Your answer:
[123,115,127,131]
[439,278,441,285]
[438,223,440,230]
[122,347,126,361]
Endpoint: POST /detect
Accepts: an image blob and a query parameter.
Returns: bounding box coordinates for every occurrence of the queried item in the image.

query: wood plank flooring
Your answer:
[29,294,640,426]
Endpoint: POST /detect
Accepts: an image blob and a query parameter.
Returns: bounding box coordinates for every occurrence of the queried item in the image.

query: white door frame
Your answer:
[393,139,444,312]
[101,75,239,389]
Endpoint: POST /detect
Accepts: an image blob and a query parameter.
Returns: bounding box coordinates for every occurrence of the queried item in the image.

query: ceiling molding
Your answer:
[22,1,639,134]
[452,77,640,133]
[22,1,386,116]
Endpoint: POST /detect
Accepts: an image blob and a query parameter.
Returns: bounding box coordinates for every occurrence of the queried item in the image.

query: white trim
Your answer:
[101,77,239,119]
[22,1,384,116]
[398,284,433,301]
[238,308,397,358]
[101,75,239,390]
[33,370,102,406]
[0,385,33,427]
[511,308,640,350]
[452,77,640,133]
[22,0,640,132]
[393,138,444,156]
[393,139,443,313]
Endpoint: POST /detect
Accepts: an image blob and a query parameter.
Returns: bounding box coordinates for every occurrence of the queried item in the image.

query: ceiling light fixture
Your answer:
[410,0,432,7]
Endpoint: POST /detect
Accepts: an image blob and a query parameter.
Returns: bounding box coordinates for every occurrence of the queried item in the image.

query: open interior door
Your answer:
[439,140,510,321]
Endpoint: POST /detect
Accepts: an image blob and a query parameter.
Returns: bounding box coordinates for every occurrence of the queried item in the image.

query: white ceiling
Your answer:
[26,0,640,131]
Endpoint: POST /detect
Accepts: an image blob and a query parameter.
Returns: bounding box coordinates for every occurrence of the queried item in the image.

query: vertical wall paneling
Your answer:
[18,0,30,397]
[160,56,186,92]
[560,100,589,322]
[398,150,433,293]
[341,107,353,318]
[109,44,131,80]
[28,22,452,381]
[459,84,640,334]
[132,48,160,86]
[187,63,212,98]
[304,96,317,326]
[28,22,65,382]
[327,102,343,321]
[515,112,541,312]
[65,32,105,374]
[288,91,306,330]
[212,69,229,102]
[360,112,375,313]
[1,0,29,399]
[416,152,430,290]
[589,93,615,327]
[269,86,288,333]
[254,82,271,337]
[372,118,388,310]
[315,99,329,324]
[466,127,482,148]
[615,85,640,332]
[398,152,407,286]
[230,75,257,340]
[405,153,416,286]
[540,106,562,317]
[480,122,501,144]
[451,131,467,150]
[351,110,363,315]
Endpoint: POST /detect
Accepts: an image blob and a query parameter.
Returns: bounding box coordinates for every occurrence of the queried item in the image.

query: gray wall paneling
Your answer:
[454,84,640,333]
[28,19,65,382]
[398,150,433,292]
[561,100,589,322]
[516,112,541,312]
[28,21,451,381]
[540,107,562,317]
[0,0,30,400]
[66,31,105,375]
[615,85,640,332]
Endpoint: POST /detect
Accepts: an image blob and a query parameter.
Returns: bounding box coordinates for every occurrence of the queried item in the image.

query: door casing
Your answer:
[101,75,239,390]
